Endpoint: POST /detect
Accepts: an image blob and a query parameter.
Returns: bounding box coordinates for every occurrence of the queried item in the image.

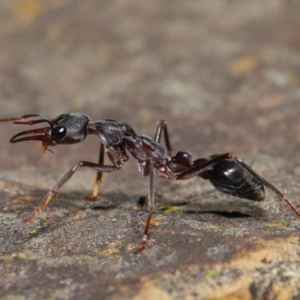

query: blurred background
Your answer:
[1,0,300,197]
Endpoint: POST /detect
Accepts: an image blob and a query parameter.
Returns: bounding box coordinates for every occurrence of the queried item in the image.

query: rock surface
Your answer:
[0,1,300,299]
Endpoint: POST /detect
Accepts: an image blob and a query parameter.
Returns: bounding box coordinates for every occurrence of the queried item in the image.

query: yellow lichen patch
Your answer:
[95,242,120,259]
[126,243,136,251]
[12,0,43,23]
[205,270,217,280]
[17,249,33,260]
[159,205,181,214]
[229,56,258,75]
[266,220,288,229]
[140,215,166,226]
[29,228,38,236]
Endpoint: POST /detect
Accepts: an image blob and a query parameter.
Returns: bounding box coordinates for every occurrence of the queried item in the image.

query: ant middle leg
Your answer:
[148,119,173,208]
[23,161,118,223]
[136,120,173,253]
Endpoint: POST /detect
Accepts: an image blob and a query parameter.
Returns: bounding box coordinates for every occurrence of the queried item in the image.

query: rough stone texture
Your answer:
[1,0,300,299]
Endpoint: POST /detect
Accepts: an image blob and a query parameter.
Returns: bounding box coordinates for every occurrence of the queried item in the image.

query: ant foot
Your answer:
[22,207,42,223]
[84,194,98,201]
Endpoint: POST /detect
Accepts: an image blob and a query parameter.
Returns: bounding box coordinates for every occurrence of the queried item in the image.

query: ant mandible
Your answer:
[0,113,299,253]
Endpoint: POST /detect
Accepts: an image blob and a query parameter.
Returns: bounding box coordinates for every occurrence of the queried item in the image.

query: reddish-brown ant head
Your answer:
[0,113,91,150]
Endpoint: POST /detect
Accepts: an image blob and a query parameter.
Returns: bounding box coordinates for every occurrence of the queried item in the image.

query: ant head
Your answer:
[0,113,90,150]
[50,113,90,145]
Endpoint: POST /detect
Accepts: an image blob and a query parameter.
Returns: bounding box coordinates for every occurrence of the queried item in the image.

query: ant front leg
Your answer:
[23,161,118,223]
[85,143,105,201]
[136,120,172,253]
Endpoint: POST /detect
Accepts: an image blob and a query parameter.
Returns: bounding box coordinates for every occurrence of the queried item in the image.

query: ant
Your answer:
[0,113,299,253]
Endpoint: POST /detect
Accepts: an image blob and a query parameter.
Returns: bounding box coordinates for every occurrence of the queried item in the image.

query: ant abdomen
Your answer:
[207,159,265,201]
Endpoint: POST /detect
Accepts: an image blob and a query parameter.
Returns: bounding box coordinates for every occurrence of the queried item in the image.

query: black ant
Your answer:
[0,113,299,253]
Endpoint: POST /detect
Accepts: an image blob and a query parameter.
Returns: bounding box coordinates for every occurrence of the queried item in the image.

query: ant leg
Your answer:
[136,159,155,254]
[136,120,172,253]
[22,161,118,223]
[85,143,104,201]
[155,119,172,155]
[229,154,300,219]
[176,153,300,219]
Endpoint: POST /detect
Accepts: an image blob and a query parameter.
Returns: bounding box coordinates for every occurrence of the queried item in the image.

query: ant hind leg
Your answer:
[136,120,173,253]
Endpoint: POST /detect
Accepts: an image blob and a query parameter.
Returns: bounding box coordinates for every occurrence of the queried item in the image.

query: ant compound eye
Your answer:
[51,126,67,141]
